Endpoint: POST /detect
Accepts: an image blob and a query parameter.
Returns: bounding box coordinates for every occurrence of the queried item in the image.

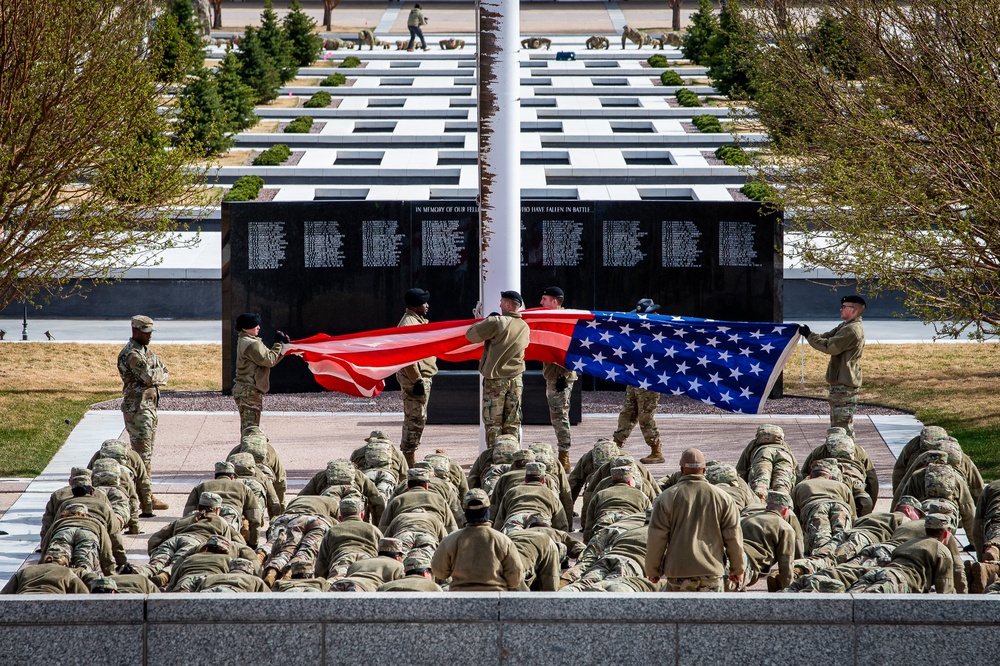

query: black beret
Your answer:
[500,290,523,305]
[634,298,660,314]
[541,286,564,299]
[235,313,261,330]
[841,295,867,307]
[404,288,430,307]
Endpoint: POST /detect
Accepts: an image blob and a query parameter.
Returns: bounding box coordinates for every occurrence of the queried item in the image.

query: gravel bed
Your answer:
[90,390,909,416]
[255,188,280,202]
[701,150,725,166]
[277,121,327,134]
[727,187,751,201]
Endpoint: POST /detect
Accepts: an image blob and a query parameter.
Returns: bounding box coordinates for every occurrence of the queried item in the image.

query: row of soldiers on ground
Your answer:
[8,421,998,595]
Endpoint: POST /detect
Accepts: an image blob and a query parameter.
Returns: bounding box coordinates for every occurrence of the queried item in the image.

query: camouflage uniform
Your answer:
[117,328,168,469]
[542,300,577,453]
[144,534,207,579]
[664,576,724,592]
[805,316,865,438]
[465,309,530,448]
[266,513,335,577]
[747,444,798,501]
[612,386,660,449]
[396,308,437,456]
[232,329,285,432]
[90,461,135,534]
[42,508,115,575]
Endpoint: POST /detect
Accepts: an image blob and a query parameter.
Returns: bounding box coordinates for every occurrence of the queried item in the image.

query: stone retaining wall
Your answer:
[2,593,998,665]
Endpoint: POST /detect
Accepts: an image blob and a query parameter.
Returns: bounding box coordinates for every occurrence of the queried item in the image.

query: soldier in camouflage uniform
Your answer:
[584,465,651,541]
[847,513,955,594]
[228,451,281,525]
[382,506,449,558]
[142,492,238,586]
[894,451,975,536]
[0,554,89,595]
[330,537,406,591]
[612,298,664,463]
[195,558,270,593]
[739,425,799,502]
[539,287,578,471]
[465,290,530,448]
[467,433,519,489]
[230,427,288,511]
[801,427,880,505]
[792,458,857,555]
[261,492,341,585]
[117,315,169,511]
[563,512,650,592]
[272,560,333,593]
[165,535,235,592]
[184,461,263,546]
[397,288,438,466]
[377,549,443,592]
[41,504,115,575]
[492,462,569,533]
[315,497,383,580]
[481,439,518,496]
[232,312,288,433]
[362,442,401,504]
[90,438,155,521]
[799,295,865,438]
[91,460,136,535]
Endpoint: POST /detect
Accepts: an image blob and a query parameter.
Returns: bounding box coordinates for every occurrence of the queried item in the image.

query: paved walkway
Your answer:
[0,407,926,587]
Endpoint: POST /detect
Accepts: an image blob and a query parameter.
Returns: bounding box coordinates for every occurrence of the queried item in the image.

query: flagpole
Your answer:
[477,0,521,451]
[800,336,805,384]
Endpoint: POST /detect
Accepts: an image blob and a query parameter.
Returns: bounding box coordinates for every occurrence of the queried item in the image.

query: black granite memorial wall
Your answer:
[222,200,782,423]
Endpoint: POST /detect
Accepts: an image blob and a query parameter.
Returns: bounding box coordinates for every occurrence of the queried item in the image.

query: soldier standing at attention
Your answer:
[799,295,866,438]
[397,288,438,467]
[539,286,578,472]
[465,291,530,448]
[117,315,169,511]
[233,312,288,432]
[645,448,745,592]
[612,298,664,464]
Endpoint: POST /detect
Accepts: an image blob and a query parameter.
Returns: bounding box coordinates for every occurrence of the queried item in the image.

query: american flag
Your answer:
[285,309,799,414]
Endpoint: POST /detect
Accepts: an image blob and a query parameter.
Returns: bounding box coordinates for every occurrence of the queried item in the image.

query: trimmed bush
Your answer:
[339,56,362,68]
[223,175,265,201]
[252,144,292,166]
[715,145,751,166]
[660,70,683,86]
[647,54,669,68]
[320,72,347,87]
[740,181,773,201]
[283,116,314,133]
[692,114,722,133]
[303,91,332,108]
[675,87,703,107]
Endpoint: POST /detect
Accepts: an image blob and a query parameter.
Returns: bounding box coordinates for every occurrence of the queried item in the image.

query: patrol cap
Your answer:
[199,492,223,509]
[215,461,235,475]
[92,458,118,474]
[228,452,255,472]
[920,426,948,445]
[493,436,520,463]
[241,434,268,463]
[404,288,430,307]
[541,286,564,299]
[403,549,433,572]
[922,450,949,466]
[130,315,155,332]
[424,452,451,467]
[205,535,231,553]
[463,488,490,510]
[62,502,90,516]
[92,470,119,487]
[925,513,950,530]
[611,465,633,481]
[679,448,706,469]
[430,460,450,478]
[378,537,404,554]
[326,460,356,485]
[235,313,261,331]
[339,496,363,516]
[766,490,794,509]
[512,450,536,463]
[69,471,92,489]
[825,434,856,460]
[920,498,956,517]
[841,295,866,308]
[529,441,554,460]
[500,290,523,306]
[633,298,660,314]
[366,429,392,443]
[893,495,923,514]
[592,439,619,467]
[89,577,118,593]
[411,533,437,550]
[811,458,840,477]
[755,424,785,444]
[525,462,546,477]
[229,558,255,574]
[99,440,129,460]
[705,463,738,485]
[407,467,431,483]
[612,454,634,467]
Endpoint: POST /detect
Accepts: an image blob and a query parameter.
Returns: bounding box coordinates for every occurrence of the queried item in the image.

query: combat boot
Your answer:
[263,568,278,588]
[151,496,169,510]
[985,544,1000,562]
[256,549,268,566]
[970,561,1000,594]
[640,442,664,465]
[558,450,571,473]
[152,572,170,588]
[403,450,416,467]
[765,570,783,593]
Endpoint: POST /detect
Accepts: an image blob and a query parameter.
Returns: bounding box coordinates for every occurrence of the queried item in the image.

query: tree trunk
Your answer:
[212,3,221,30]
[671,1,682,32]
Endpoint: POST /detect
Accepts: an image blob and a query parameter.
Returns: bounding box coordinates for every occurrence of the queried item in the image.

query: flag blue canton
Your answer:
[564,311,798,414]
